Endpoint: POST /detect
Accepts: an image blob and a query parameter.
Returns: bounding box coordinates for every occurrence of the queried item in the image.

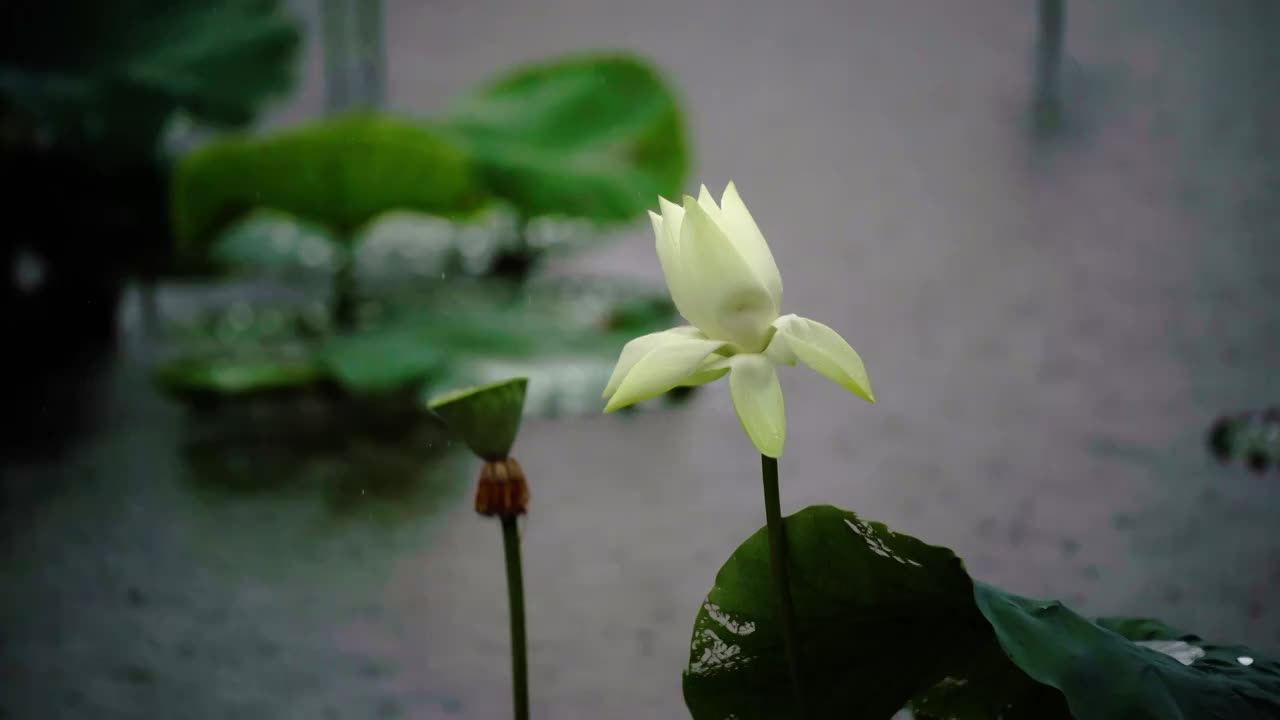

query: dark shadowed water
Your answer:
[3,1,1279,718]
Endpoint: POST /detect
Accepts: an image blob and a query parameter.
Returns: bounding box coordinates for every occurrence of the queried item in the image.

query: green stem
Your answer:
[762,454,808,718]
[332,259,357,332]
[501,516,529,720]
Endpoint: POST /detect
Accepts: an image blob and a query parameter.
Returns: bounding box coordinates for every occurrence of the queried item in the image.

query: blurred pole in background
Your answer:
[320,0,385,329]
[321,0,351,113]
[321,0,386,113]
[357,0,387,109]
[1033,0,1065,133]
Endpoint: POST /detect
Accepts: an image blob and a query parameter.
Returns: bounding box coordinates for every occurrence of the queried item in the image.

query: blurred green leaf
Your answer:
[171,114,485,260]
[0,0,299,148]
[318,327,446,393]
[441,53,689,222]
[153,301,328,399]
[170,53,690,266]
[154,354,323,398]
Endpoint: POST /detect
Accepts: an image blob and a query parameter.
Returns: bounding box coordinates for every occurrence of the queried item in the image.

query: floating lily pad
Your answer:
[369,276,676,336]
[154,300,329,401]
[352,211,462,283]
[398,278,681,416]
[154,352,323,399]
[351,204,521,287]
[154,277,683,419]
[318,327,447,394]
[162,299,331,347]
[683,504,1280,720]
[209,209,347,278]
[523,215,609,257]
[1206,408,1279,474]
[195,200,610,287]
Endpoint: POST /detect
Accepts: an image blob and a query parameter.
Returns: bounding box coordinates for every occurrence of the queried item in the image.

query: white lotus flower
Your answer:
[602,182,873,457]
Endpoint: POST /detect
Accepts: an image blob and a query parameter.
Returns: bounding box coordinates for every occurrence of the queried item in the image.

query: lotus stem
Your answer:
[332,259,357,331]
[762,454,808,717]
[501,515,529,720]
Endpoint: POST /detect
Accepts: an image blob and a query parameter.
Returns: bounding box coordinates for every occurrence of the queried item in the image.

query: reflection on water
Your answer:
[178,385,456,497]
[1,355,475,719]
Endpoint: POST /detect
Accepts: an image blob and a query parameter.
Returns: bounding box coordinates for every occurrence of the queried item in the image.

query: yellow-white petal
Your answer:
[728,353,786,457]
[762,329,798,367]
[654,196,704,328]
[604,333,727,412]
[658,195,685,234]
[602,325,704,401]
[659,195,685,233]
[772,314,874,403]
[677,354,731,387]
[680,195,778,352]
[697,184,727,226]
[677,368,730,387]
[720,182,783,308]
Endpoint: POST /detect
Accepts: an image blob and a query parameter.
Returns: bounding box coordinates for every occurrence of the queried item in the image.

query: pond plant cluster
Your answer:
[6,3,1276,716]
[156,51,692,432]
[431,187,1280,719]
